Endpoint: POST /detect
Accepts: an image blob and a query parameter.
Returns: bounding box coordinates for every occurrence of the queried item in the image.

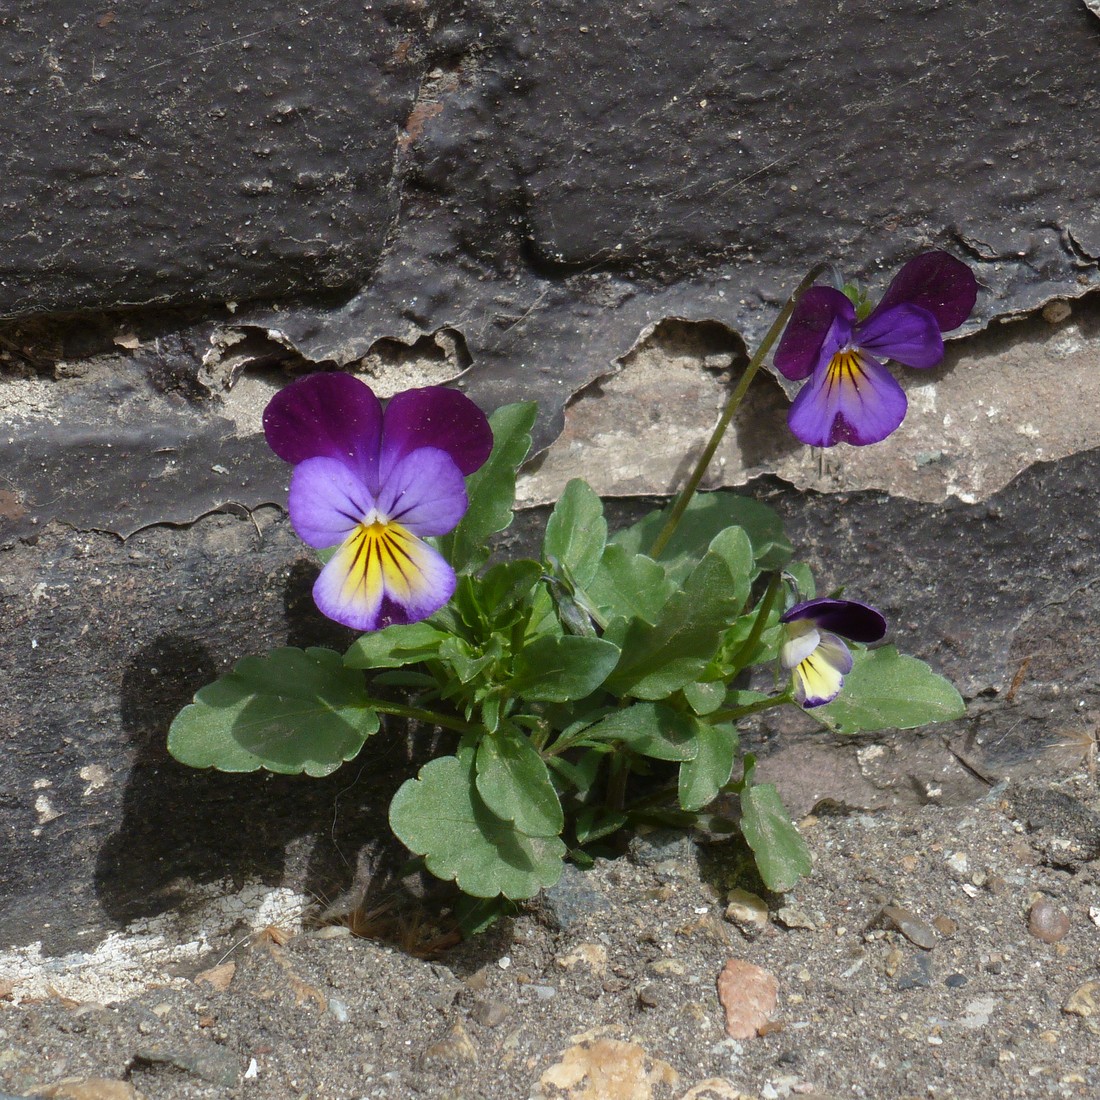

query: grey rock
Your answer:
[535,864,612,932]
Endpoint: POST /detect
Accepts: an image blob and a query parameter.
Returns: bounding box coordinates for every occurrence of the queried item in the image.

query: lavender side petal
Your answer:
[287,456,374,549]
[855,304,944,369]
[375,446,469,537]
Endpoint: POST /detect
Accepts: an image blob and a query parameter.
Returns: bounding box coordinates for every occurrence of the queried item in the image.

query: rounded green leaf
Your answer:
[814,646,966,734]
[167,647,379,776]
[678,721,739,811]
[390,748,566,899]
[476,732,564,837]
[509,635,620,702]
[740,782,812,893]
[543,479,608,588]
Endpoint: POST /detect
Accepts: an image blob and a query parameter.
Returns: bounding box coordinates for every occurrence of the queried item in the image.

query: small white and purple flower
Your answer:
[774,251,978,447]
[779,598,887,708]
[263,373,493,631]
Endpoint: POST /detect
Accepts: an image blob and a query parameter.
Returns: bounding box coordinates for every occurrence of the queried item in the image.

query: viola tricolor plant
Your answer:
[169,250,976,924]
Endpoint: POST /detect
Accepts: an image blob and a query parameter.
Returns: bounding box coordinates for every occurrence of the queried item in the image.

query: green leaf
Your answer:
[580,702,699,761]
[575,807,628,846]
[476,559,544,628]
[438,636,499,685]
[545,748,605,799]
[587,543,675,626]
[168,647,379,777]
[344,622,449,670]
[389,747,566,899]
[440,402,537,574]
[683,679,727,716]
[508,635,620,703]
[678,722,739,811]
[476,732,564,837]
[602,531,747,700]
[543,479,608,588]
[740,782,812,893]
[813,646,966,733]
[612,492,792,582]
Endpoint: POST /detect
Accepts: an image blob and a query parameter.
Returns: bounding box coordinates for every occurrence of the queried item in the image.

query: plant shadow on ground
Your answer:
[93,560,453,939]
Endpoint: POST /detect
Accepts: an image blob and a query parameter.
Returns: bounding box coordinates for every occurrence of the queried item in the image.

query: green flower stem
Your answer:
[359,697,480,736]
[648,261,830,559]
[728,571,783,670]
[607,751,630,812]
[710,687,794,724]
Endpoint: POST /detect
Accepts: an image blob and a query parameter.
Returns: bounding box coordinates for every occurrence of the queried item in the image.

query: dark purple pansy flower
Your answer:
[263,373,493,631]
[779,598,887,707]
[774,252,978,447]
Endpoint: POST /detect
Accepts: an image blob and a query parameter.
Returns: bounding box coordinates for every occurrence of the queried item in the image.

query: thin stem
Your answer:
[361,697,480,736]
[648,261,830,559]
[728,571,783,670]
[607,752,630,812]
[710,687,794,725]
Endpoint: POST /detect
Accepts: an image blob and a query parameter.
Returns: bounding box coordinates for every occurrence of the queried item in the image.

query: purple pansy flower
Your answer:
[779,598,887,708]
[774,251,978,447]
[263,373,493,631]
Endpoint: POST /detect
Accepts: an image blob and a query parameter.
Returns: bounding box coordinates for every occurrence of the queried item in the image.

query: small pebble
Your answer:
[470,999,510,1028]
[932,915,958,937]
[880,905,937,950]
[945,973,969,989]
[327,997,349,1023]
[775,906,816,931]
[725,889,769,929]
[1063,980,1099,1019]
[636,983,661,1008]
[1028,899,1071,944]
[1042,300,1072,324]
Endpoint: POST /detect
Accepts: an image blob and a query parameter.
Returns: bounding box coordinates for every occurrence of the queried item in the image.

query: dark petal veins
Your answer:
[774,286,856,381]
[867,251,978,333]
[855,304,944,369]
[781,597,887,642]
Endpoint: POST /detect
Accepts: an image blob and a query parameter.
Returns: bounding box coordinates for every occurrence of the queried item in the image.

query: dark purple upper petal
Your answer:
[774,286,856,381]
[866,251,978,333]
[263,373,383,485]
[379,387,493,481]
[781,597,887,643]
[855,303,944,369]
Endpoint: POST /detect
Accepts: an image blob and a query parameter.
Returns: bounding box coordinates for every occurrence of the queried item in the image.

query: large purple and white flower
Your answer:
[779,598,887,708]
[263,373,493,631]
[774,251,978,447]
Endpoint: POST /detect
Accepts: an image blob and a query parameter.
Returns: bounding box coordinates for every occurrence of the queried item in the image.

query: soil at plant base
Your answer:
[2,770,1099,1100]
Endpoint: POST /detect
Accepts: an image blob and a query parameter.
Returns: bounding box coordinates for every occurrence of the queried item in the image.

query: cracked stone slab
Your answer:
[3,0,1099,452]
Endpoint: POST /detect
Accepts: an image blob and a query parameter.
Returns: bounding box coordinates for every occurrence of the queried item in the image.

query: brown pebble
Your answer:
[1028,899,1071,944]
[880,905,937,950]
[932,916,958,938]
[1042,300,1072,324]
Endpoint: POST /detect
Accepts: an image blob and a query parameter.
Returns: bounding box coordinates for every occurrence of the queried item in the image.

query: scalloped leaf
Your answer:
[390,747,565,899]
[476,731,564,837]
[168,647,379,776]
